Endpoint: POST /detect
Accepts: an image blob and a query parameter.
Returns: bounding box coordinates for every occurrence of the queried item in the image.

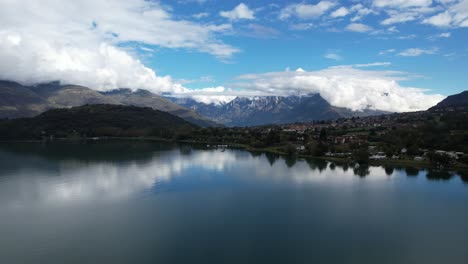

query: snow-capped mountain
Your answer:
[169,94,386,127]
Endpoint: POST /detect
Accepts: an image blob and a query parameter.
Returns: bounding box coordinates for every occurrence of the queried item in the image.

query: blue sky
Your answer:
[148,0,467,95]
[0,0,467,111]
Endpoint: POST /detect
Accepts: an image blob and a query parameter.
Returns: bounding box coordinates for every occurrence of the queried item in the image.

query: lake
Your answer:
[0,141,467,264]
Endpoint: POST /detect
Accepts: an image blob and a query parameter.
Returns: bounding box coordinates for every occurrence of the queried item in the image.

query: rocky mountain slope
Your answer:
[170,94,386,126]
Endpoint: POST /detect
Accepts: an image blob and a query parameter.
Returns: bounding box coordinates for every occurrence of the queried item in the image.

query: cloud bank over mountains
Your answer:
[230,67,445,112]
[0,0,235,93]
[0,0,450,112]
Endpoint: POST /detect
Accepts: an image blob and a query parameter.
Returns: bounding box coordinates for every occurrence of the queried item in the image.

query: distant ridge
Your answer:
[430,91,468,109]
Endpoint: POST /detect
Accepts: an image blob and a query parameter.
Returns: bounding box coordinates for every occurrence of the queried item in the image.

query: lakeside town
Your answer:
[188,106,468,169]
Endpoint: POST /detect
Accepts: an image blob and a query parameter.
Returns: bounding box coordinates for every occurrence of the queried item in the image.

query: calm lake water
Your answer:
[0,141,467,264]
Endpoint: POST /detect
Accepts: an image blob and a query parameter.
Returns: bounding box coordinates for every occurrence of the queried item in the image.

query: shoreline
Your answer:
[2,136,468,171]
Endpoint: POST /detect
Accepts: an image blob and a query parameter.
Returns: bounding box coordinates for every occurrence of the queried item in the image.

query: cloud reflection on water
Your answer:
[0,144,464,208]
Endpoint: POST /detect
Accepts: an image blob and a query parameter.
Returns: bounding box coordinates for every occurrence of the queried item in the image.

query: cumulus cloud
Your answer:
[381,12,418,25]
[370,0,468,29]
[174,86,237,105]
[231,67,445,112]
[220,3,255,20]
[330,7,350,18]
[350,4,377,21]
[279,1,336,20]
[0,37,186,93]
[423,11,454,26]
[0,0,238,93]
[423,0,468,28]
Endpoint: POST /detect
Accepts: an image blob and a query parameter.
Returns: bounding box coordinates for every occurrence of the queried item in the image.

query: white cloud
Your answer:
[373,0,433,8]
[398,47,438,56]
[324,52,342,60]
[175,86,236,105]
[423,11,453,26]
[379,49,397,55]
[346,23,373,32]
[437,0,457,4]
[0,34,187,93]
[289,23,314,30]
[330,7,349,18]
[330,62,392,68]
[350,4,377,21]
[381,12,418,25]
[232,67,445,112]
[0,0,239,94]
[279,1,336,20]
[397,34,417,39]
[429,32,452,39]
[446,0,468,24]
[177,75,215,85]
[193,12,209,19]
[423,0,468,28]
[179,0,208,4]
[220,3,255,21]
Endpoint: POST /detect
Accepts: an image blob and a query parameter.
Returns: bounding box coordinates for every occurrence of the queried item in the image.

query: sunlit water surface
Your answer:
[0,141,467,264]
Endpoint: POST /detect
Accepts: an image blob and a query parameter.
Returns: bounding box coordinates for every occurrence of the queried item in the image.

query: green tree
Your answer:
[319,129,327,142]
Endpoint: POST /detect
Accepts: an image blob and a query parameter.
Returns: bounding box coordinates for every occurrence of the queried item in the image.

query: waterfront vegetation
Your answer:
[1,105,467,171]
[183,107,468,170]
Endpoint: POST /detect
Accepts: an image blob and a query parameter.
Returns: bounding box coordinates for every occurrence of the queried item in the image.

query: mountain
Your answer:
[0,104,197,140]
[99,89,216,127]
[0,80,50,118]
[0,80,215,127]
[170,94,386,127]
[430,91,468,109]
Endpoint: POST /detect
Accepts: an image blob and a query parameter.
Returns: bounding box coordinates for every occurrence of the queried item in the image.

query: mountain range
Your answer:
[1,89,467,142]
[169,95,386,126]
[2,80,463,127]
[0,81,215,127]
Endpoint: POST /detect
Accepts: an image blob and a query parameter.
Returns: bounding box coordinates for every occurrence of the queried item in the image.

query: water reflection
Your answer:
[0,141,466,209]
[353,165,370,178]
[265,152,279,166]
[459,170,468,183]
[384,166,394,176]
[1,141,468,264]
[306,158,328,172]
[426,170,454,181]
[405,167,420,177]
[284,156,297,168]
